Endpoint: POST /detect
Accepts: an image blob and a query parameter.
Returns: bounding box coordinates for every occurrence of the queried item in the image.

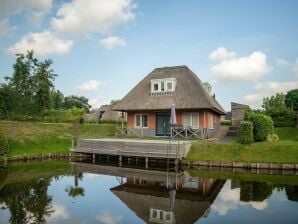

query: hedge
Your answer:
[246,113,274,142]
[0,126,8,156]
[239,121,253,144]
[221,120,232,126]
[266,109,296,127]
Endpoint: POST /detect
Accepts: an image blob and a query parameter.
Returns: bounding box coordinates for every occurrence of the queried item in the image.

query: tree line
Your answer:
[0,51,91,121]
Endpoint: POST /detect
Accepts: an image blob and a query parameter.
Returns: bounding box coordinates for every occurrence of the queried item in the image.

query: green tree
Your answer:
[50,90,64,109]
[0,84,14,119]
[262,93,285,112]
[63,95,91,112]
[285,89,298,111]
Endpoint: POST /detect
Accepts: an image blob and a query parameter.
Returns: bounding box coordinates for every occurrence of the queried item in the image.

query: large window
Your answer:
[183,113,199,128]
[135,114,148,128]
[209,113,214,129]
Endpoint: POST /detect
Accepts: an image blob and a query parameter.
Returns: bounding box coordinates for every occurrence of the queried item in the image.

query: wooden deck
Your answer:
[71,138,191,160]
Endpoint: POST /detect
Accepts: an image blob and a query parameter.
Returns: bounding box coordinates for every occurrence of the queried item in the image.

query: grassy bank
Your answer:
[0,121,117,157]
[186,127,298,164]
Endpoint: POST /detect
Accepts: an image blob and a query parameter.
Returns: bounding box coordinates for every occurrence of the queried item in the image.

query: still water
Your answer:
[0,160,298,224]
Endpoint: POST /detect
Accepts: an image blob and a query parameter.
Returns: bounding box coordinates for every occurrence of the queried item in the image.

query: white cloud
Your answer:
[8,30,73,55]
[293,59,298,78]
[211,51,272,82]
[99,36,126,49]
[0,18,17,38]
[51,0,136,37]
[0,0,53,24]
[96,211,123,224]
[78,80,101,92]
[89,96,110,109]
[244,81,298,106]
[208,47,236,61]
[276,58,288,67]
[47,204,69,221]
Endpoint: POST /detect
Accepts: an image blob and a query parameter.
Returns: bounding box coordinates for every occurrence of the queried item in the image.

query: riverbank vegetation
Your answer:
[186,127,298,164]
[0,121,117,157]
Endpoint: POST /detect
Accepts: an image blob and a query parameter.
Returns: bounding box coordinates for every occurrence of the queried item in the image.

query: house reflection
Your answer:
[109,172,225,223]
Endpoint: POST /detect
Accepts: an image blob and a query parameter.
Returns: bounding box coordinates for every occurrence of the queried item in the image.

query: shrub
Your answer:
[267,134,279,142]
[246,113,274,142]
[42,108,86,123]
[221,120,232,126]
[0,126,9,156]
[266,109,296,127]
[239,121,253,144]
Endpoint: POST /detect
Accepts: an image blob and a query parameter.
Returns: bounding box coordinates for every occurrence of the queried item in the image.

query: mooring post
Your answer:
[136,157,138,165]
[107,155,110,162]
[119,155,122,167]
[92,154,95,163]
[145,157,148,169]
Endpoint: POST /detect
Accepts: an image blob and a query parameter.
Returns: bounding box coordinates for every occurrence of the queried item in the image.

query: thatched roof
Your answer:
[113,66,225,114]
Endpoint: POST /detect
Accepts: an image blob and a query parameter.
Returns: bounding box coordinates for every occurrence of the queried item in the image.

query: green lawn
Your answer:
[0,121,117,157]
[186,127,298,164]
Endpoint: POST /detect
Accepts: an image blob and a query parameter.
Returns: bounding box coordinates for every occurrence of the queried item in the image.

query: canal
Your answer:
[0,160,297,223]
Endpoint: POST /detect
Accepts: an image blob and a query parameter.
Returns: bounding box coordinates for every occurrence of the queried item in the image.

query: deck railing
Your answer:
[116,126,208,139]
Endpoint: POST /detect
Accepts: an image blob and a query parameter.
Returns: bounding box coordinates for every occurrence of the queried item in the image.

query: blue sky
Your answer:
[0,0,298,111]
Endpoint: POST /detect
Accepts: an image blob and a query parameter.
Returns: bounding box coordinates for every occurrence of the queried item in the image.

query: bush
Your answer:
[246,113,274,142]
[266,109,296,127]
[0,126,9,156]
[239,121,253,144]
[42,108,86,123]
[221,120,232,126]
[267,134,279,142]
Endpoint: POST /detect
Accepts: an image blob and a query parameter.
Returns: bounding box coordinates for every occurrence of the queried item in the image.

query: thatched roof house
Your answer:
[113,66,225,137]
[83,104,126,122]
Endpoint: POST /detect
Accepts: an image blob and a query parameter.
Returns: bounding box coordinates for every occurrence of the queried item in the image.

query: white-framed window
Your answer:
[150,78,176,93]
[135,114,148,128]
[182,113,199,128]
[209,113,214,129]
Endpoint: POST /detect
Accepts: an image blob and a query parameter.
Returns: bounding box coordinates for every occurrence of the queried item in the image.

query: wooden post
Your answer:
[119,155,122,167]
[93,154,95,163]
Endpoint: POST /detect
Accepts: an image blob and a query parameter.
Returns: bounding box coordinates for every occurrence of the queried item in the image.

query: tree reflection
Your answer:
[65,171,85,198]
[0,178,53,224]
[285,186,298,201]
[240,181,273,202]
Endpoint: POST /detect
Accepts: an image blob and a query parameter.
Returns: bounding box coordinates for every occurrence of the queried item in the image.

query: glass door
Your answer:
[155,112,170,136]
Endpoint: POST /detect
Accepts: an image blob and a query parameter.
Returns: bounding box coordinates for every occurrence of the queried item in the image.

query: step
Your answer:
[227,131,238,136]
[228,126,239,131]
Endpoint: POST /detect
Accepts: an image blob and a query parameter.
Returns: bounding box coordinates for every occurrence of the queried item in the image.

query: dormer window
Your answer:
[150,78,176,95]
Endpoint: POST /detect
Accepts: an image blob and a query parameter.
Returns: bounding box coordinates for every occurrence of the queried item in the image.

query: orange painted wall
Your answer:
[127,110,220,129]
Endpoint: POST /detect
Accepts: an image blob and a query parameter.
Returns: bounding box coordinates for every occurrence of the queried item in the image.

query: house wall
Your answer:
[127,110,221,138]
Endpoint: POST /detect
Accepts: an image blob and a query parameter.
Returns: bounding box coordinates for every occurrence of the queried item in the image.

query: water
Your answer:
[0,161,298,224]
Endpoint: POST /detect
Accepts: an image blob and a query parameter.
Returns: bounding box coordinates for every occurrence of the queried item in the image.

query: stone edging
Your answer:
[181,160,298,170]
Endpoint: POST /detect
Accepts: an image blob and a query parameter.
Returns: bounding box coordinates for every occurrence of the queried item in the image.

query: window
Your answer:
[135,114,148,128]
[167,81,173,90]
[183,113,199,128]
[209,113,214,129]
[150,78,176,93]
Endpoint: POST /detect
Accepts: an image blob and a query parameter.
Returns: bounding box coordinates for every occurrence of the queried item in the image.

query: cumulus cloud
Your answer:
[47,204,69,221]
[8,30,73,55]
[276,58,288,67]
[211,51,272,82]
[88,96,110,109]
[78,80,101,92]
[96,211,123,224]
[99,36,126,49]
[51,0,136,37]
[0,18,17,38]
[0,0,53,24]
[293,59,298,78]
[208,47,236,61]
[244,81,298,106]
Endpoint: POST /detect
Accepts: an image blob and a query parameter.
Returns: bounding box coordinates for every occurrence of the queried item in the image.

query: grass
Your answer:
[0,121,117,157]
[186,127,298,164]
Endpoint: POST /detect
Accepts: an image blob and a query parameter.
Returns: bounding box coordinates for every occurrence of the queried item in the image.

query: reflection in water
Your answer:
[0,161,298,223]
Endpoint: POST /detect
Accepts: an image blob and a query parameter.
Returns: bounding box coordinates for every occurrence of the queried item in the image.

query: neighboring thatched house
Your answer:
[84,105,126,122]
[113,66,226,137]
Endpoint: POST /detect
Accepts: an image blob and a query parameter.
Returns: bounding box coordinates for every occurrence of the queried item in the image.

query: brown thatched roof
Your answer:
[113,66,225,114]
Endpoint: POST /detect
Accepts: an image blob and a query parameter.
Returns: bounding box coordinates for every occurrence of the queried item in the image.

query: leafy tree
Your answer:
[0,84,14,119]
[110,99,120,105]
[50,90,64,109]
[262,93,285,112]
[64,95,91,112]
[285,89,298,111]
